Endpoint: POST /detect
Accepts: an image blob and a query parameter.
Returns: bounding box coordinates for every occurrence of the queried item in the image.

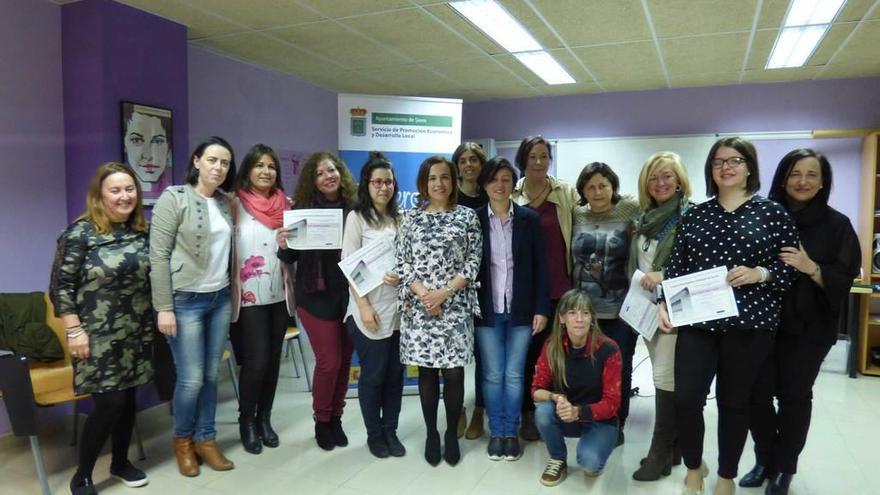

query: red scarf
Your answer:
[237,188,288,229]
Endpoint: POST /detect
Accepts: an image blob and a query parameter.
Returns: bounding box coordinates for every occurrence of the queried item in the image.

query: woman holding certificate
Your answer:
[341,152,405,459]
[571,162,640,445]
[277,152,357,451]
[628,152,693,481]
[659,137,799,495]
[230,144,294,455]
[396,156,482,467]
[740,149,860,495]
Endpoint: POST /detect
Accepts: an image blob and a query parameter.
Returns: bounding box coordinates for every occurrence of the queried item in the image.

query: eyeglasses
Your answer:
[368,179,394,189]
[711,157,747,169]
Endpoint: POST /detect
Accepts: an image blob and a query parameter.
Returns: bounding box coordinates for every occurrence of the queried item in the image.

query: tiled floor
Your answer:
[1,339,877,495]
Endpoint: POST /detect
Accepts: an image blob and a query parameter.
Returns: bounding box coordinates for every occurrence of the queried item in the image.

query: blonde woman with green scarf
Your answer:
[628,151,693,482]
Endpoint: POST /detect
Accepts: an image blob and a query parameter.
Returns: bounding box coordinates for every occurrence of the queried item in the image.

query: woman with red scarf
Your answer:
[230,144,295,454]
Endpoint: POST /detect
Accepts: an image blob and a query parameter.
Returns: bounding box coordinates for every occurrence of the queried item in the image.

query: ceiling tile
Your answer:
[116,0,243,39]
[670,72,741,88]
[186,0,323,30]
[810,22,858,65]
[599,76,669,92]
[193,33,336,75]
[648,0,758,38]
[547,50,595,83]
[295,0,415,19]
[303,71,401,96]
[741,67,821,83]
[423,3,504,54]
[816,20,880,78]
[745,29,777,70]
[461,85,540,101]
[270,22,410,69]
[535,82,603,97]
[424,55,541,89]
[662,33,749,75]
[356,64,462,94]
[572,42,664,81]
[341,9,485,63]
[759,0,875,29]
[837,0,878,22]
[504,0,651,48]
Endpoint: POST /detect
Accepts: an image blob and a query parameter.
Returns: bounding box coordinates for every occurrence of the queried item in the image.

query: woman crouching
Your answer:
[531,289,621,487]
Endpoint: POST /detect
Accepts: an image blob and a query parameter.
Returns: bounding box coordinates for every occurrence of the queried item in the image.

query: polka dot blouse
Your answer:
[665,195,799,331]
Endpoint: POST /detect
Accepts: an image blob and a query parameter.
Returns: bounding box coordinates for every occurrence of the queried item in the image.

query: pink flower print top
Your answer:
[235,205,285,307]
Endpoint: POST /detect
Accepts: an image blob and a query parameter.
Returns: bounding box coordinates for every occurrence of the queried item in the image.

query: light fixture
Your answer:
[765,0,847,69]
[514,51,576,85]
[449,0,575,85]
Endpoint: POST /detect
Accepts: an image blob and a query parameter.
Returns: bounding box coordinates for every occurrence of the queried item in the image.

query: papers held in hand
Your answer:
[660,266,739,328]
[282,209,343,250]
[338,234,396,298]
[619,270,661,340]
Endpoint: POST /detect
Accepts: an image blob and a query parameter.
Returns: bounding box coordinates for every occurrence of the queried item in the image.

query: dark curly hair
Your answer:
[293,151,357,207]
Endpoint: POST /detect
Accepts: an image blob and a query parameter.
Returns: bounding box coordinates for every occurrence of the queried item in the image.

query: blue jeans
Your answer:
[346,318,404,438]
[475,314,532,437]
[166,286,231,441]
[534,401,618,472]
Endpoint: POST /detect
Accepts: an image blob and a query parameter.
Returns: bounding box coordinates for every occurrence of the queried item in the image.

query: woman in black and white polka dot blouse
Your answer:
[658,137,799,495]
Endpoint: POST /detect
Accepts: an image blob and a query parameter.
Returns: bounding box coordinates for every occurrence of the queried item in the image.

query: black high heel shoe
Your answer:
[739,464,775,488]
[765,473,793,495]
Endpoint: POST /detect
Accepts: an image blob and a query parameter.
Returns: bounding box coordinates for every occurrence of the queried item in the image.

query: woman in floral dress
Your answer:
[396,156,482,467]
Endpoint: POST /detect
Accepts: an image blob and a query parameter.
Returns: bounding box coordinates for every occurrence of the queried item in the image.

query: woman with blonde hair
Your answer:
[531,289,622,486]
[51,162,153,494]
[628,151,693,481]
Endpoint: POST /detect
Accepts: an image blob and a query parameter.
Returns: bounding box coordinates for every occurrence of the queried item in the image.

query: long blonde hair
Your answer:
[546,289,606,390]
[80,162,147,234]
[636,151,692,209]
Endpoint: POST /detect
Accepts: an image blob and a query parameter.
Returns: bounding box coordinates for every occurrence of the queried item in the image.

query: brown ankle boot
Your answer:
[465,406,484,439]
[194,438,235,471]
[173,437,200,477]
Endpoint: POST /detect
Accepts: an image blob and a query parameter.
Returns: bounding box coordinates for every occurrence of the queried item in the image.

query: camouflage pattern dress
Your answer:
[51,219,154,394]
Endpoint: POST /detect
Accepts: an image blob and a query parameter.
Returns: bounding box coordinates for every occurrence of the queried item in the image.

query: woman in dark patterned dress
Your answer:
[395,156,482,467]
[51,162,153,495]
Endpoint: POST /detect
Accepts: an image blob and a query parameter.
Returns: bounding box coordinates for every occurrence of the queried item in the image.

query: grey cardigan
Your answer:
[149,185,234,312]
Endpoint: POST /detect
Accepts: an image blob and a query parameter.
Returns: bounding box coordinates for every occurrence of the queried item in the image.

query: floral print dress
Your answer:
[395,205,482,368]
[50,219,154,394]
[235,204,285,307]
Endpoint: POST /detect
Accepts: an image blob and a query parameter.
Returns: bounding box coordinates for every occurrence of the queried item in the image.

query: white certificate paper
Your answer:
[619,270,660,341]
[282,209,343,250]
[661,266,739,327]
[337,234,396,298]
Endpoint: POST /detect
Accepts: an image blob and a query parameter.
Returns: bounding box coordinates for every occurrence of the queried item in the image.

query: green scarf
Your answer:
[627,192,688,277]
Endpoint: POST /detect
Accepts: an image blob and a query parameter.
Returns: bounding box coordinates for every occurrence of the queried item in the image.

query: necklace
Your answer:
[525,177,550,202]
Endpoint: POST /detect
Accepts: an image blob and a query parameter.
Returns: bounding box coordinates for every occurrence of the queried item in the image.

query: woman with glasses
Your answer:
[658,137,799,495]
[739,149,860,495]
[571,162,640,446]
[342,152,405,459]
[511,136,578,441]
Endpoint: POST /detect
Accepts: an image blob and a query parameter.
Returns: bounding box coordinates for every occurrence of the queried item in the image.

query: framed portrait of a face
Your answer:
[121,102,172,205]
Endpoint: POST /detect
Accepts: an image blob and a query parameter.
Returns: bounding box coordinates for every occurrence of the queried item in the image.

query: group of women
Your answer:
[51,133,859,495]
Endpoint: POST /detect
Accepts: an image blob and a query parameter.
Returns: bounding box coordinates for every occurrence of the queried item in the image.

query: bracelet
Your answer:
[66,330,84,339]
[65,325,82,332]
[757,266,769,283]
[445,285,455,296]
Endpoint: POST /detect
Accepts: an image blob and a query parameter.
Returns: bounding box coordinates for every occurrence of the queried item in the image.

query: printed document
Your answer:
[661,266,739,327]
[282,209,343,250]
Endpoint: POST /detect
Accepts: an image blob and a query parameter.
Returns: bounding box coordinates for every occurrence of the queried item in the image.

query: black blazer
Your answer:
[476,202,550,327]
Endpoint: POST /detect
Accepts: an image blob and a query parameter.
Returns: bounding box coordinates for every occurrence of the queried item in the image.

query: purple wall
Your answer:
[463,78,880,228]
[62,0,188,222]
[0,0,66,295]
[188,46,337,166]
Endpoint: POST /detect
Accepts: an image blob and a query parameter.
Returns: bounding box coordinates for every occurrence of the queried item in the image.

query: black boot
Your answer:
[765,473,793,495]
[739,464,775,487]
[315,419,335,451]
[329,416,348,447]
[239,415,263,454]
[256,411,279,448]
[633,389,675,481]
[444,430,460,466]
[70,476,97,495]
[424,430,441,466]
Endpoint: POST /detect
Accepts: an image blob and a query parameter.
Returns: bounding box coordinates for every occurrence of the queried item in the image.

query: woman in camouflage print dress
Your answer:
[51,162,153,495]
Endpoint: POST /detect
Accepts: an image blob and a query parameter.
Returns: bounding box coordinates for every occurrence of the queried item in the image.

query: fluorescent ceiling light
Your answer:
[766,24,829,68]
[449,0,542,53]
[784,0,846,26]
[514,51,576,85]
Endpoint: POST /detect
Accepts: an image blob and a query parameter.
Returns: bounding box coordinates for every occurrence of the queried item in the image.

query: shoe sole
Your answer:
[488,453,503,461]
[504,454,523,461]
[540,473,566,487]
[111,474,149,488]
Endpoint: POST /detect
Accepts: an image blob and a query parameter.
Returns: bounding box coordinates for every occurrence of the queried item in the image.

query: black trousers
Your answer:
[235,302,288,417]
[675,325,773,479]
[75,387,137,480]
[346,318,404,438]
[600,317,637,427]
[748,331,831,474]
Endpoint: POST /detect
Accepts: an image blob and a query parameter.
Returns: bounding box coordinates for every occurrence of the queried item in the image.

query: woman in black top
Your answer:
[659,137,799,495]
[277,152,357,451]
[739,149,860,495]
